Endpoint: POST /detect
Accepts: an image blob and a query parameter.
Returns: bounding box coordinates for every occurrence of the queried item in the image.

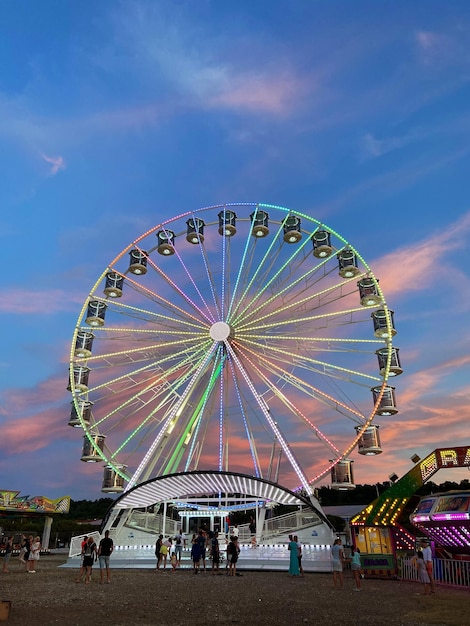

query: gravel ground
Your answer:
[1,553,469,626]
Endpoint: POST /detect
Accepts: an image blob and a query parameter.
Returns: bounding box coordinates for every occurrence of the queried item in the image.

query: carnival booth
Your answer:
[350,446,470,578]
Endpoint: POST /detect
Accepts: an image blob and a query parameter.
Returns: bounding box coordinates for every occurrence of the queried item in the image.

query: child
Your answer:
[414,550,431,595]
[170,551,178,573]
[351,546,362,591]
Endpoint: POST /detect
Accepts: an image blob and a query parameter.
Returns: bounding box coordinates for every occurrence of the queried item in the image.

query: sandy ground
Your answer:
[1,553,469,626]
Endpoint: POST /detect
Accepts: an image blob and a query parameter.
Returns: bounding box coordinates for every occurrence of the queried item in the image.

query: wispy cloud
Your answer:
[0,288,81,314]
[41,152,66,175]
[414,30,470,69]
[362,129,430,159]
[372,210,470,299]
[106,2,309,117]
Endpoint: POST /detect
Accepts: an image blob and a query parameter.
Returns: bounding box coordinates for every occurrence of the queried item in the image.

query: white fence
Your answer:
[69,531,102,557]
[401,557,470,588]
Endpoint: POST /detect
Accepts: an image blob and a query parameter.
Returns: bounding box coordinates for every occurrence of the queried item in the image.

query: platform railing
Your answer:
[400,557,470,589]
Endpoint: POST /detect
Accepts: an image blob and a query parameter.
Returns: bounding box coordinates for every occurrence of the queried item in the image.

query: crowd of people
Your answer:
[153,527,242,576]
[2,527,437,596]
[411,539,435,596]
[330,538,362,591]
[75,530,114,585]
[4,534,43,573]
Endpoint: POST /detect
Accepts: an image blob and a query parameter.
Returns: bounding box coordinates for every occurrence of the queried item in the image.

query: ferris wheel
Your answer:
[68,203,402,495]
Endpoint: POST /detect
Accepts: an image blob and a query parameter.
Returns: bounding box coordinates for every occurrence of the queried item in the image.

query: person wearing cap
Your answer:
[420,540,435,593]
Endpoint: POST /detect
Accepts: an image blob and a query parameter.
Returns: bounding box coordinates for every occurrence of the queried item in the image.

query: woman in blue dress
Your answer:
[288,535,300,576]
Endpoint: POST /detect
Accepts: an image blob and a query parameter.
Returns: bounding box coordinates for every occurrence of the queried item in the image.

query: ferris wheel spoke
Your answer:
[82,339,211,398]
[225,353,262,478]
[225,341,313,493]
[155,351,224,474]
[111,355,214,466]
[239,304,374,336]
[233,340,362,434]
[237,336,381,386]
[184,359,224,473]
[231,224,315,327]
[127,342,218,489]
[78,334,208,371]
[159,222,224,324]
[130,245,215,325]
[226,207,282,322]
[105,270,212,329]
[238,268,365,332]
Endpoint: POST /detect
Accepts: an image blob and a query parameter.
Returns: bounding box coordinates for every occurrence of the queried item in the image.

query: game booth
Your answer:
[349,446,470,578]
[0,490,70,553]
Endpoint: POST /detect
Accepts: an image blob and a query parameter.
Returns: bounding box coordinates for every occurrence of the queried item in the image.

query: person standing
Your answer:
[196,530,207,572]
[174,529,183,563]
[295,535,304,577]
[350,546,362,591]
[331,538,344,589]
[28,536,41,573]
[82,536,98,584]
[170,551,178,573]
[227,537,239,577]
[191,533,201,574]
[159,537,172,571]
[211,532,220,575]
[75,536,88,583]
[155,535,163,570]
[414,550,431,595]
[98,530,114,584]
[18,535,27,568]
[2,536,13,573]
[421,540,435,593]
[23,535,32,571]
[288,535,300,577]
[231,524,239,541]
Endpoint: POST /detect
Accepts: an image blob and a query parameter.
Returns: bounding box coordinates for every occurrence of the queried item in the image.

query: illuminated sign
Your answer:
[363,554,395,569]
[0,490,70,514]
[419,447,470,483]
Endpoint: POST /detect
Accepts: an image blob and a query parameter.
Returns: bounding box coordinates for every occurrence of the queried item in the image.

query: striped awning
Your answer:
[106,470,330,527]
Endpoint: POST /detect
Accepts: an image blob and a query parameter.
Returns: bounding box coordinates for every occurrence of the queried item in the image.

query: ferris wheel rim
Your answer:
[69,202,398,492]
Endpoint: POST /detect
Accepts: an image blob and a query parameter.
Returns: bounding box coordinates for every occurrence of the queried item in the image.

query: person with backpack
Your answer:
[82,536,98,584]
[174,529,183,563]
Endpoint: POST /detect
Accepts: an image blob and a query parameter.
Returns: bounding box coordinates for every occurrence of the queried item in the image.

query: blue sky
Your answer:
[1,0,470,501]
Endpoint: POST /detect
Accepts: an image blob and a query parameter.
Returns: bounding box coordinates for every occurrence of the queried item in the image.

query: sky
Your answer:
[1,0,470,502]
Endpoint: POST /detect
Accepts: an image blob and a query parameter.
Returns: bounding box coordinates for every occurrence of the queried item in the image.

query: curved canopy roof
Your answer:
[106,470,331,527]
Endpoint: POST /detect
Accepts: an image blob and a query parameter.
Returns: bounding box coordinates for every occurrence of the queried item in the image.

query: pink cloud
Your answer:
[1,403,74,455]
[0,288,82,314]
[372,210,470,298]
[208,73,305,116]
[41,152,66,175]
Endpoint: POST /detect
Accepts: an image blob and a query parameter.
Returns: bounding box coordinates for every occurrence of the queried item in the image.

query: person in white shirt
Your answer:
[420,539,435,593]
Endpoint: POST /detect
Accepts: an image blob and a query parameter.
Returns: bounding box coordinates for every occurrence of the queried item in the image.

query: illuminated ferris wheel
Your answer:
[68,203,402,495]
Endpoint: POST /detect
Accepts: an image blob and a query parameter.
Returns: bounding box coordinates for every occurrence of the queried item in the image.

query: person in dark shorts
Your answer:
[82,536,98,584]
[227,537,240,577]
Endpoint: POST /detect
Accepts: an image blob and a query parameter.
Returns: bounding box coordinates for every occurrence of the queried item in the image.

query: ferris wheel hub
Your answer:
[210,321,232,341]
